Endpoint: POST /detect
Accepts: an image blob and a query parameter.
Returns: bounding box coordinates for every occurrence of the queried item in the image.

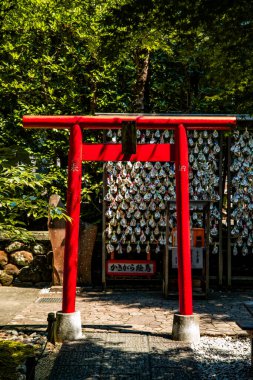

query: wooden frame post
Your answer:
[218,133,223,286]
[163,203,170,298]
[227,135,232,287]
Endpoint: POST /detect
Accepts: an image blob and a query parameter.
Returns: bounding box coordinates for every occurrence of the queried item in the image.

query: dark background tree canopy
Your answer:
[0,0,252,236]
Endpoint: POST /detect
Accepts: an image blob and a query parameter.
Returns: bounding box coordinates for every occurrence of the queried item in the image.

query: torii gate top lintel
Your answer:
[23,115,237,130]
[23,115,237,163]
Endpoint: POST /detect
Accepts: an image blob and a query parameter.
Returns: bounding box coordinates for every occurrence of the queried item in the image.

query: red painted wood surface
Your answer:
[62,124,82,313]
[175,124,193,315]
[23,115,236,130]
[82,143,175,162]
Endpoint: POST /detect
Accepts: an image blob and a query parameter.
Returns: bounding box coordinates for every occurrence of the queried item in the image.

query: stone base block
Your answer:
[55,310,83,342]
[172,313,200,343]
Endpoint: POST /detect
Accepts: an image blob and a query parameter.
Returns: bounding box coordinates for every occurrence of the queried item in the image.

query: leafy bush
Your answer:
[0,148,69,241]
[0,340,34,380]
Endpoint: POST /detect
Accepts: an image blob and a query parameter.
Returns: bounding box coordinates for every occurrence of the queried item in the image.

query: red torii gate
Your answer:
[23,115,236,341]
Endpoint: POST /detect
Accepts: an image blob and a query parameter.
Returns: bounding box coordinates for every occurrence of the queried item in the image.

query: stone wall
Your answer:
[0,238,52,287]
[0,224,98,287]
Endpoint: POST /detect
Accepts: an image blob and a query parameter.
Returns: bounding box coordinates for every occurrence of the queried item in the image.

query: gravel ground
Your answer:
[191,336,252,379]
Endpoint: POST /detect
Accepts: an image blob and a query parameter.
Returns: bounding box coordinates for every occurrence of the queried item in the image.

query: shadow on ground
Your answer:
[46,332,252,380]
[48,332,200,380]
[75,289,253,326]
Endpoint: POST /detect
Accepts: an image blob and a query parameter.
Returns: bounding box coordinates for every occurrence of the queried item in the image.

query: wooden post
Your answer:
[48,195,66,285]
[78,224,97,285]
[163,203,170,298]
[122,121,136,154]
[227,135,232,287]
[218,133,223,286]
[205,204,210,294]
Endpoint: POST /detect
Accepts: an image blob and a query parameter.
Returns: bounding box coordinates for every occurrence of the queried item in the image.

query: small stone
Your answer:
[0,250,8,267]
[16,373,26,380]
[22,338,32,344]
[32,244,45,255]
[5,241,26,253]
[10,251,33,267]
[4,263,20,276]
[33,255,47,267]
[18,266,41,283]
[13,277,22,285]
[33,338,45,345]
[17,364,26,374]
[0,270,13,285]
[6,329,19,336]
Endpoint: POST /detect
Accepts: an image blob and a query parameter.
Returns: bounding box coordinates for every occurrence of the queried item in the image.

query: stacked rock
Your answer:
[0,241,52,286]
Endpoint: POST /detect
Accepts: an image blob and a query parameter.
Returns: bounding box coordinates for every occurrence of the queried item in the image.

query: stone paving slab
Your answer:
[2,288,253,379]
[49,333,200,380]
[0,286,40,326]
[5,289,253,337]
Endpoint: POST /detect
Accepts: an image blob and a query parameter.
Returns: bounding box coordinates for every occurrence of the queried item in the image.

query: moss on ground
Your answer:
[0,340,34,380]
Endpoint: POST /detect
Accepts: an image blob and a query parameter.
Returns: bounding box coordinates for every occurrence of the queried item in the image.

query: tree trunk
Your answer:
[90,77,97,115]
[132,48,150,113]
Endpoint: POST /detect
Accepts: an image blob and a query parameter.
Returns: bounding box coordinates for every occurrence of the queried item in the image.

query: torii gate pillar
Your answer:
[172,124,199,342]
[55,124,83,342]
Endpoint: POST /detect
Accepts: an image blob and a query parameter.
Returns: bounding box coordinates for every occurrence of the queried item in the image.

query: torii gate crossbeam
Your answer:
[23,115,236,341]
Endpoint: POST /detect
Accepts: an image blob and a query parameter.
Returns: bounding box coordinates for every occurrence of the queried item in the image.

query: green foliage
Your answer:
[0,0,253,236]
[0,340,34,380]
[49,205,72,223]
[0,154,54,240]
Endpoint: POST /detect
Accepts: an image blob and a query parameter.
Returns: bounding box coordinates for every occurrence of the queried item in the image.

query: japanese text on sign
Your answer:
[107,260,156,276]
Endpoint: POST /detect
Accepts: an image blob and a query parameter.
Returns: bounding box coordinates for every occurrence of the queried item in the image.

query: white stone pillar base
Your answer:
[172,313,200,343]
[55,310,83,342]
